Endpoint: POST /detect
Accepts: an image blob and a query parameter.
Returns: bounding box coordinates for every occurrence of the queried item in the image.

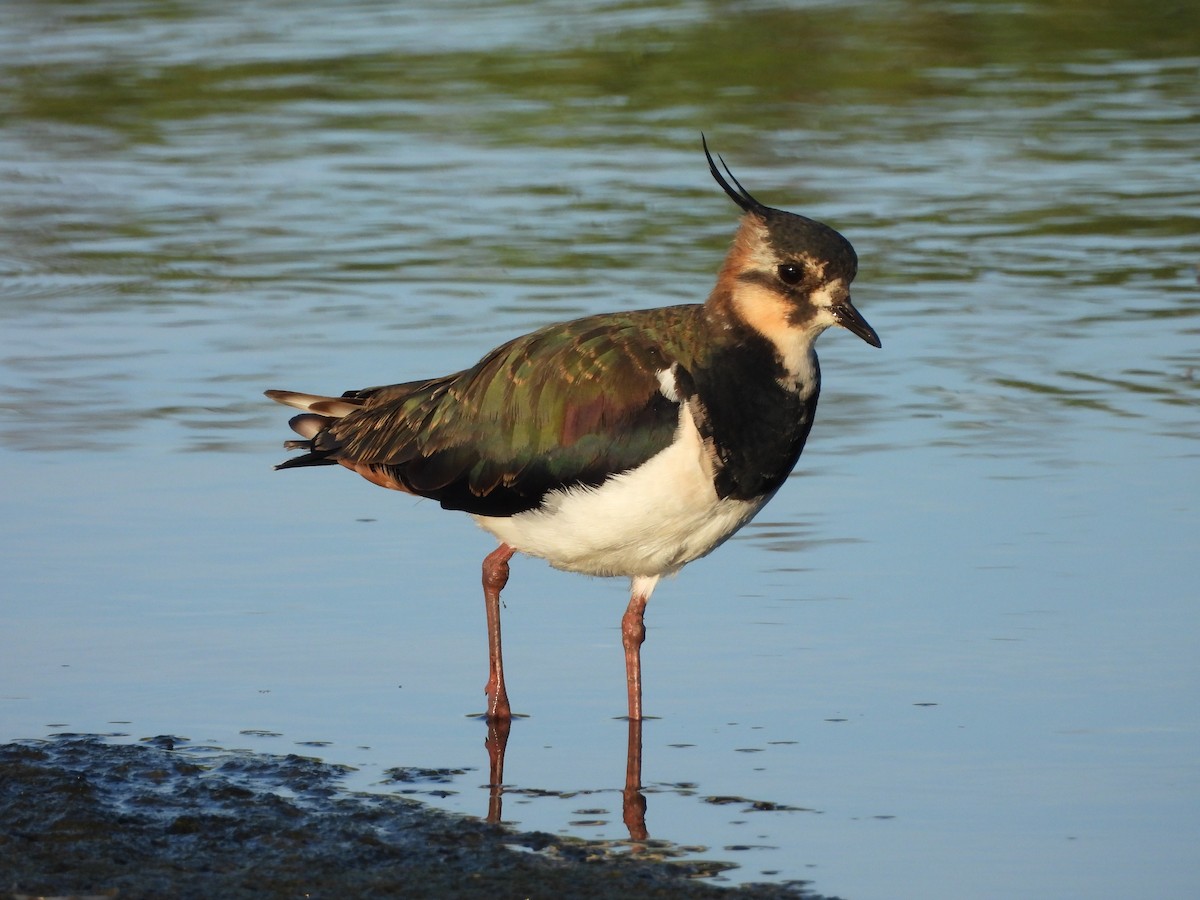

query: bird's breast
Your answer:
[687,340,820,503]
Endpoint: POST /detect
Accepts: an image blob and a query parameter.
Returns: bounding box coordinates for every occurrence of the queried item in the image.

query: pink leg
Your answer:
[482,544,515,721]
[621,590,649,721]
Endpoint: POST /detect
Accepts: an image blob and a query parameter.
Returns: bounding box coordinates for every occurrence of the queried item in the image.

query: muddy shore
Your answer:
[0,736,834,899]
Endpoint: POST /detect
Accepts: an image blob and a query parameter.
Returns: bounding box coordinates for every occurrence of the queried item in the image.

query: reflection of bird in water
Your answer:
[484,716,647,842]
[266,138,879,724]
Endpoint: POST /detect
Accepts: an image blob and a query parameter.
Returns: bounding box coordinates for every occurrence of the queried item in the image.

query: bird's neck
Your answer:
[682,294,822,502]
[702,282,822,395]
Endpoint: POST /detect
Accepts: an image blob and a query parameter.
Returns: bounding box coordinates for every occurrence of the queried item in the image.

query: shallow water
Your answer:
[2,2,1198,898]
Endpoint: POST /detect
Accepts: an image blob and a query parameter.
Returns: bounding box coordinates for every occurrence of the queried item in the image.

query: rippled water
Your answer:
[2,2,1197,898]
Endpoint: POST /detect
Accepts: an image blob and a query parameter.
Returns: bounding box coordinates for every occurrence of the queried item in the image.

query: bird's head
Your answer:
[704,137,880,355]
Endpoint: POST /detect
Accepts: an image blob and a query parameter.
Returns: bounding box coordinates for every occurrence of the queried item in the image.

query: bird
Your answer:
[266,137,880,723]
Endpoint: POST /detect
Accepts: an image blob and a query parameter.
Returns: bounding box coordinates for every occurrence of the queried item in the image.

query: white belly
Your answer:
[473,404,769,578]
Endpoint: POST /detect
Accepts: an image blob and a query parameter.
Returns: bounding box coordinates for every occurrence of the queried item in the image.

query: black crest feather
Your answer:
[702,134,766,215]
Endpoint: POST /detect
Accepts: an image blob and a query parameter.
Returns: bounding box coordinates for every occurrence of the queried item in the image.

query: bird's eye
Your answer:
[777,263,805,285]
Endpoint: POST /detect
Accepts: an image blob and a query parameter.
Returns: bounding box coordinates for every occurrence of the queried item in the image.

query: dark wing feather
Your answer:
[314,305,707,516]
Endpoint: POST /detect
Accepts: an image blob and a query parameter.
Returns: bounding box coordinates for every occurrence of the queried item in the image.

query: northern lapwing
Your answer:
[266,137,880,722]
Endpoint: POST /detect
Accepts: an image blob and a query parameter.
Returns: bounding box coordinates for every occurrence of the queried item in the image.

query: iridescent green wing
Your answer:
[328,305,706,515]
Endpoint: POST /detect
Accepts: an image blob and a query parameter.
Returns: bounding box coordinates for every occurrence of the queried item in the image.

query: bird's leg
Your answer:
[621,581,654,721]
[482,543,516,721]
[621,576,660,720]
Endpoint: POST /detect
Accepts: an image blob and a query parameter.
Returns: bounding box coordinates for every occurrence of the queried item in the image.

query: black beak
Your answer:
[832,299,881,348]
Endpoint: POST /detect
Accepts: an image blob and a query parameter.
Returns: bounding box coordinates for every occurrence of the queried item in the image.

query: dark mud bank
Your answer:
[0,736,833,899]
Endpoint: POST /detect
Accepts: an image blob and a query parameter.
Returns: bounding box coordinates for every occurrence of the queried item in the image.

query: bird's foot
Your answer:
[484,676,513,722]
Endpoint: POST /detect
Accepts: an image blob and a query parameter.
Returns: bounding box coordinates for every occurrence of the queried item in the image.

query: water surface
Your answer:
[2,2,1197,898]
